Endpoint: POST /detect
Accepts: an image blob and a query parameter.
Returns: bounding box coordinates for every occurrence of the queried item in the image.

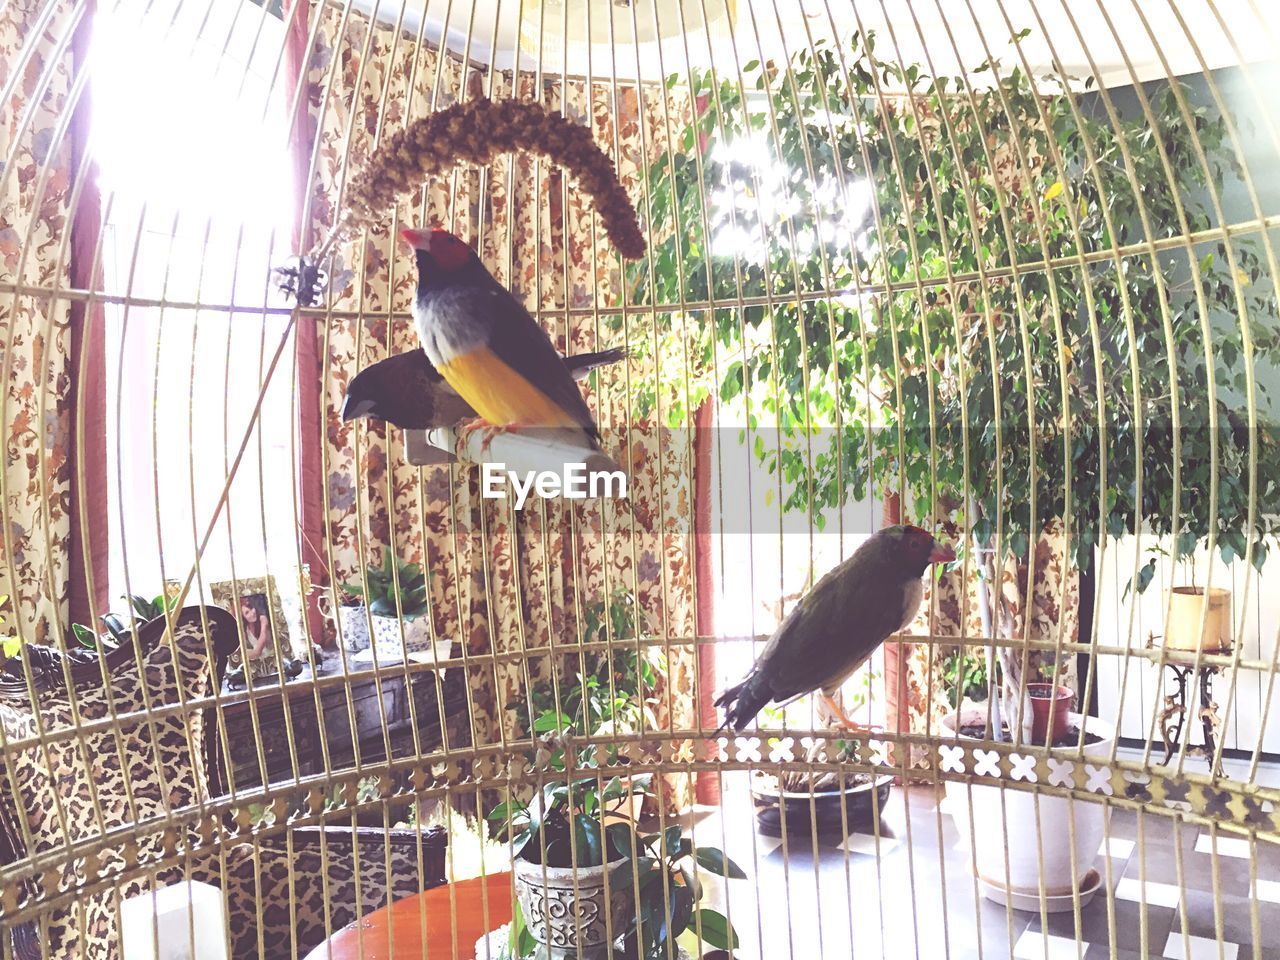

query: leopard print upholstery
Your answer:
[0,612,220,958]
[0,609,446,959]
[192,826,446,958]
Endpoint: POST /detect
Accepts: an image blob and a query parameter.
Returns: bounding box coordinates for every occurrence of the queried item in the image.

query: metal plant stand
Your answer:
[1151,638,1229,778]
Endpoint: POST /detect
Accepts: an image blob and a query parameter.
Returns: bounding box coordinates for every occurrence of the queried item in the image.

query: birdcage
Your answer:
[1,0,1278,957]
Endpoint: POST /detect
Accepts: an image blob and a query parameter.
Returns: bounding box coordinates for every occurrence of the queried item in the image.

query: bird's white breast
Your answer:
[413,288,495,366]
[897,576,925,631]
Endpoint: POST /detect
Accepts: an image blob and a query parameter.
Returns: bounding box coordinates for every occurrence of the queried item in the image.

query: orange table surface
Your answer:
[304,872,515,960]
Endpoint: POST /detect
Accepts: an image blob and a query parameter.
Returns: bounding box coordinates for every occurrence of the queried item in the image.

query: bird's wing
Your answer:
[756,560,915,701]
[467,286,601,440]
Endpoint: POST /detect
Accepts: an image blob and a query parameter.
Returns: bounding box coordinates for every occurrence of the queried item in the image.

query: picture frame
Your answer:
[209,574,294,682]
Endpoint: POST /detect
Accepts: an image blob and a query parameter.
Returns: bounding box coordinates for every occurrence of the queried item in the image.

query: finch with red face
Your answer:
[400,227,604,450]
[716,525,957,733]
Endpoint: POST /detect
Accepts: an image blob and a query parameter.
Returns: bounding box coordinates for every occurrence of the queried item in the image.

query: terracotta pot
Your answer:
[1028,683,1074,745]
[1166,587,1231,652]
[512,857,634,960]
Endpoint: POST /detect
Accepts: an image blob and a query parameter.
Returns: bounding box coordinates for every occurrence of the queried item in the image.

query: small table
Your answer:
[1150,639,1229,777]
[304,872,514,960]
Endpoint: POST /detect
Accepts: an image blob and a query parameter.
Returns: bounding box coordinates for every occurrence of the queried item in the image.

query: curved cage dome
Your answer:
[0,0,1278,958]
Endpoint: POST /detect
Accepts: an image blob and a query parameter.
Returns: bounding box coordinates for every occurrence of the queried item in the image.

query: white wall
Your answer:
[1094,535,1280,757]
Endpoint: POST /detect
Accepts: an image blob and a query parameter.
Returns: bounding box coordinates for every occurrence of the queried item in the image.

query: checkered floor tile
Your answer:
[690,774,1276,959]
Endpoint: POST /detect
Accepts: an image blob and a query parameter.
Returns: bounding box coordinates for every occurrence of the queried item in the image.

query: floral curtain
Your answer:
[301,2,698,804]
[0,1,76,645]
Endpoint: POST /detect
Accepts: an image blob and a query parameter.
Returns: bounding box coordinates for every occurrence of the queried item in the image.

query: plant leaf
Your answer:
[509,900,535,958]
[607,822,636,860]
[533,711,573,734]
[510,827,534,861]
[670,883,695,942]
[575,814,603,867]
[694,846,747,880]
[662,824,682,858]
[71,623,98,650]
[695,907,739,951]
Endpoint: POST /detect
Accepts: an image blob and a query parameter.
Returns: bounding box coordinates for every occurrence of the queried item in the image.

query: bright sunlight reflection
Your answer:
[94,0,299,596]
[91,0,293,235]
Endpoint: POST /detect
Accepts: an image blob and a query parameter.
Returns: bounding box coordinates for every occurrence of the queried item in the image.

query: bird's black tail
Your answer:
[713,673,773,735]
[569,346,629,374]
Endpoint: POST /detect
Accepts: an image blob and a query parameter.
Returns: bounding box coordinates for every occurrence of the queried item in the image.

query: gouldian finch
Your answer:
[401,227,603,448]
[716,525,957,733]
[342,347,627,431]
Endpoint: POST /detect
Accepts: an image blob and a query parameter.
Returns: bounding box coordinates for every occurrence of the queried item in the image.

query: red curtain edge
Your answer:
[283,0,331,650]
[693,401,720,805]
[67,0,108,630]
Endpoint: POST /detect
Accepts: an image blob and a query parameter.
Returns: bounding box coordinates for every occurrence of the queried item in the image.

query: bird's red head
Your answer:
[899,524,957,565]
[399,227,472,271]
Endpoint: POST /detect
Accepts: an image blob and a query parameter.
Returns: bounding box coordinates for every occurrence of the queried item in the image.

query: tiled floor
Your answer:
[686,774,1279,959]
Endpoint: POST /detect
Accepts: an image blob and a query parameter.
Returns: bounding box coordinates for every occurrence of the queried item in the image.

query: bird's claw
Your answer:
[834,718,885,740]
[820,692,884,740]
[456,417,502,454]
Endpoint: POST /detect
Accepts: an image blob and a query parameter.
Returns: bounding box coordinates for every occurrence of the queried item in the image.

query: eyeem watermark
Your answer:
[481,462,628,509]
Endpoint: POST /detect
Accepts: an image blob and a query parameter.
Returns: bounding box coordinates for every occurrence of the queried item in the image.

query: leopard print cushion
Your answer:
[200,832,441,959]
[1,613,445,959]
[0,618,216,957]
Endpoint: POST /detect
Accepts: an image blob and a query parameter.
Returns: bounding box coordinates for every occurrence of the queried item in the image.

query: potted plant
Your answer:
[1163,585,1231,652]
[941,652,1114,910]
[750,736,893,836]
[488,774,744,960]
[341,548,445,661]
[509,591,662,821]
[749,681,893,835]
[328,593,372,654]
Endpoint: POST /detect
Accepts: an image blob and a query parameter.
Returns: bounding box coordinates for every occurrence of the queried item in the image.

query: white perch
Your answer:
[404,427,627,498]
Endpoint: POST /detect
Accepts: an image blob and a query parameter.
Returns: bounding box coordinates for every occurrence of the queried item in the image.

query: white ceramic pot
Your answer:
[941,709,1115,910]
[368,615,435,661]
[512,857,634,960]
[337,604,371,653]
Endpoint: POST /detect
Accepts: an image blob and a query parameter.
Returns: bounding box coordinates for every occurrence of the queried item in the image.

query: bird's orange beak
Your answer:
[929,540,957,564]
[399,227,431,249]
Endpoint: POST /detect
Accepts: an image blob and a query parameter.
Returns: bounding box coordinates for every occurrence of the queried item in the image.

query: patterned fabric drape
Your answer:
[0,2,76,644]
[301,3,698,801]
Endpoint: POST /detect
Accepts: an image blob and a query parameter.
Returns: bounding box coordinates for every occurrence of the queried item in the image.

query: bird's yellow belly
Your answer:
[438,346,579,427]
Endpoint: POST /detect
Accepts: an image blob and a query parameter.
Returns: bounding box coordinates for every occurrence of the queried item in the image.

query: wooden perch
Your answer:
[404,427,627,503]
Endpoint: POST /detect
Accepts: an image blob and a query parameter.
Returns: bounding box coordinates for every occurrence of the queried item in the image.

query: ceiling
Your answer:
[351,0,1280,89]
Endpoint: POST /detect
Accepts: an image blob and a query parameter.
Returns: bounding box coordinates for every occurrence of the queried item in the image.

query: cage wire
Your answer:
[1,0,1279,958]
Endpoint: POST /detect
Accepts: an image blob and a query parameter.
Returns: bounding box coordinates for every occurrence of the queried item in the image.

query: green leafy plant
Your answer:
[509,590,662,770]
[342,547,429,619]
[490,775,744,959]
[633,31,1280,585]
[941,649,989,708]
[69,590,181,651]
